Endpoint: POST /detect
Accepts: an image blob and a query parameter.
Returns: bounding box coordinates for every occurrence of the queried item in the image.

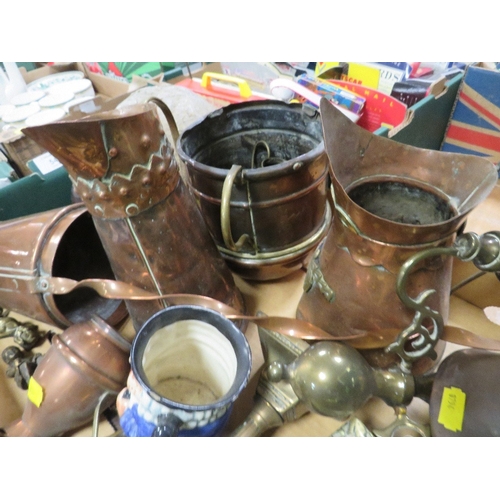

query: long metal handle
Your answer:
[34,276,363,342]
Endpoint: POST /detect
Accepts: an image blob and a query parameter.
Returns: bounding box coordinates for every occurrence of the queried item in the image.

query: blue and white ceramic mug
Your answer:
[116,305,252,437]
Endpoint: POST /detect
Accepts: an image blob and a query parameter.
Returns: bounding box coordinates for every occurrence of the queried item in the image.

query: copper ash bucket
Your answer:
[0,203,127,329]
[297,99,498,370]
[177,100,331,281]
[23,101,245,335]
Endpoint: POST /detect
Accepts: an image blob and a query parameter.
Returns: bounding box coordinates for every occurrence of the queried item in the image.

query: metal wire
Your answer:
[92,391,111,437]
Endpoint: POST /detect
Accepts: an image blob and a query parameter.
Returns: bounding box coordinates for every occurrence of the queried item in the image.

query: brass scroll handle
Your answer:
[389,231,500,371]
[220,164,252,251]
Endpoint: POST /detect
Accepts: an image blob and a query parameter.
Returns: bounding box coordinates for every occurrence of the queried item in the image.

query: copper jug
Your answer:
[3,315,130,437]
[177,100,331,281]
[23,102,245,335]
[0,203,127,329]
[297,99,498,363]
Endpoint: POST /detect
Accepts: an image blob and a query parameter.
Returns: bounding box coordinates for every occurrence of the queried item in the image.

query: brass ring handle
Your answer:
[220,164,251,251]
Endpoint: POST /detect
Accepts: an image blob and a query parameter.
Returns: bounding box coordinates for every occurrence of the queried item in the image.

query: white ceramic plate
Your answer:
[39,90,75,108]
[49,78,94,98]
[2,102,41,123]
[25,108,66,127]
[27,71,84,92]
[10,90,46,106]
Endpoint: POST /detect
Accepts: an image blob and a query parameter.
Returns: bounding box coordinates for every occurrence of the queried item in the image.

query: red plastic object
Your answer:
[329,80,407,132]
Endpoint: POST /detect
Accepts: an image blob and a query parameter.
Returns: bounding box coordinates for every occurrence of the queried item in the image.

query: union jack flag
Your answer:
[441,65,500,164]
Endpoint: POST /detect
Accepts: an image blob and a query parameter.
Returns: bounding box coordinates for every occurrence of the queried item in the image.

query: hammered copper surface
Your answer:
[23,102,245,335]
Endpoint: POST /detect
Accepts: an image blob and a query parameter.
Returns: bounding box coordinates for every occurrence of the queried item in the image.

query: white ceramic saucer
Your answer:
[2,102,41,123]
[25,108,66,127]
[10,90,46,106]
[39,90,75,108]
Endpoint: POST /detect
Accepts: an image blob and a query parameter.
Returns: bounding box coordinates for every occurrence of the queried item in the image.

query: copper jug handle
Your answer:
[147,97,180,149]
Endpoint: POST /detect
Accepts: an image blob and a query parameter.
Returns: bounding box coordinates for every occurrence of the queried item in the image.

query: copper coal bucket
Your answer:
[0,203,126,328]
[297,99,498,365]
[23,102,245,335]
[177,100,331,281]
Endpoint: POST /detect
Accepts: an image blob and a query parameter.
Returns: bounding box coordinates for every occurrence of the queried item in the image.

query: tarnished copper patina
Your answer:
[2,315,130,437]
[297,99,497,368]
[177,100,330,281]
[23,102,245,336]
[0,203,127,329]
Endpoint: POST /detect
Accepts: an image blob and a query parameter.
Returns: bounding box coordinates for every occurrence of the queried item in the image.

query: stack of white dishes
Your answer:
[1,71,95,132]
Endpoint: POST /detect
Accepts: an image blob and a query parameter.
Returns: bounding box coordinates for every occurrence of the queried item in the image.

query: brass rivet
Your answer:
[141,134,151,149]
[108,147,118,158]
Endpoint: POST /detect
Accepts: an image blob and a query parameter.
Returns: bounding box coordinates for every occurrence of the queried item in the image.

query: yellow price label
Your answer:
[437,386,466,432]
[27,377,44,408]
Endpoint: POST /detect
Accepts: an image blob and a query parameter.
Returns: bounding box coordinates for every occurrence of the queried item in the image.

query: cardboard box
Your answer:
[375,72,463,150]
[441,65,500,164]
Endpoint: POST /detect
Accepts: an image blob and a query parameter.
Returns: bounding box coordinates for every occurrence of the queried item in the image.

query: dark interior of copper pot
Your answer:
[181,103,323,170]
[348,181,456,225]
[51,211,123,324]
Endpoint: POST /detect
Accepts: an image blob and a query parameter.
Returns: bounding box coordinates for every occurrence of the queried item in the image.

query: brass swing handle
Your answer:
[220,164,253,252]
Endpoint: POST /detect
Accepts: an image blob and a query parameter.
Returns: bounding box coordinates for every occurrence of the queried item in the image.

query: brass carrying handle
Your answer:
[220,164,251,251]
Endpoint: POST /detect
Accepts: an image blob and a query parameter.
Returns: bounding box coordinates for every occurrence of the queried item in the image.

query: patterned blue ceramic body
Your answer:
[117,305,252,437]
